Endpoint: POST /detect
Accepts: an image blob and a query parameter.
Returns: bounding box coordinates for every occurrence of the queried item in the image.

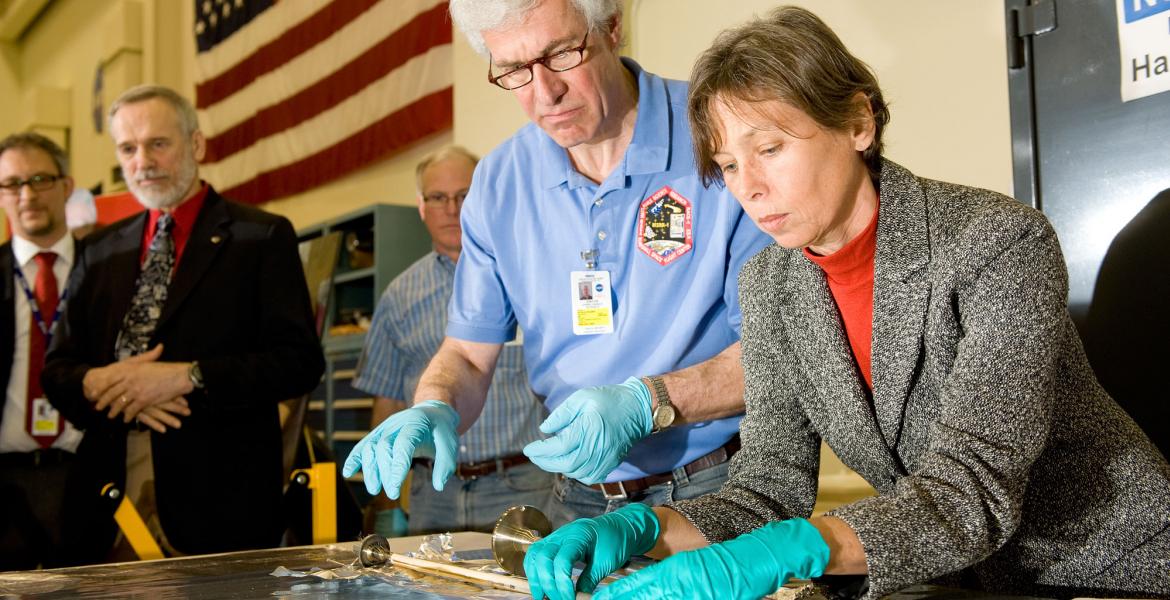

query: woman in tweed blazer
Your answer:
[522,7,1170,600]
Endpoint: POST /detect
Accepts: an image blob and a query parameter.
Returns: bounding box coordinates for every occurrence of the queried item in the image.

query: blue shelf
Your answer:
[296,204,431,463]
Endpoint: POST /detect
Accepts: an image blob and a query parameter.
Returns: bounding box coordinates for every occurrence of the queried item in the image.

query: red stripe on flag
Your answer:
[220,87,453,204]
[195,0,381,109]
[204,3,451,163]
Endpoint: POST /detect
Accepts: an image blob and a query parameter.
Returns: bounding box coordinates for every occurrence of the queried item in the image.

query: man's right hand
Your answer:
[82,344,165,403]
[342,400,460,499]
[522,376,654,484]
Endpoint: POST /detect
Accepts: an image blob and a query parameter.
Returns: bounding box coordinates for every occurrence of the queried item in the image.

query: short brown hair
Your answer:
[689,6,889,186]
[0,132,70,176]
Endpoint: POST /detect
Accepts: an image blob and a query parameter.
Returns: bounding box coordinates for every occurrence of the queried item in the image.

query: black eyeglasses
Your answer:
[422,190,468,208]
[488,32,589,90]
[0,173,63,196]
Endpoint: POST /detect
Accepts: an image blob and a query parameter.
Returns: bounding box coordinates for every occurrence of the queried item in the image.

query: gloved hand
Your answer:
[593,518,830,600]
[523,376,653,484]
[524,502,660,600]
[342,400,459,499]
[373,507,409,538]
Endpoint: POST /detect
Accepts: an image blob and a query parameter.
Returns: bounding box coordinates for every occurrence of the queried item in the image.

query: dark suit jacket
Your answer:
[43,187,324,555]
[671,160,1170,599]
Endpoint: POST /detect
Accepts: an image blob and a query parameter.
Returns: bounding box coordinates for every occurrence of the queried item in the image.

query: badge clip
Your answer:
[580,249,598,270]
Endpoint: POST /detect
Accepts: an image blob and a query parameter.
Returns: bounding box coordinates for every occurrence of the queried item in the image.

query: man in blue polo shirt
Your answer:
[344,0,771,525]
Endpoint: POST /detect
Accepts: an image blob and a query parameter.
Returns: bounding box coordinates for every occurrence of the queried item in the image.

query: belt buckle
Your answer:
[455,464,476,481]
[599,481,628,501]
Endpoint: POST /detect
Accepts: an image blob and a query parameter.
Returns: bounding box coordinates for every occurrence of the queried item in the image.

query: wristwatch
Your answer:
[643,375,676,434]
[188,361,205,390]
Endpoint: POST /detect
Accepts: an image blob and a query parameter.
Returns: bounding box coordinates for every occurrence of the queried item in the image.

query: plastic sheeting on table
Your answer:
[0,541,523,599]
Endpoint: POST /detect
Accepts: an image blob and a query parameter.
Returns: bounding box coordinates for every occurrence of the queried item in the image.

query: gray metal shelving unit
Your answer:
[297,203,432,459]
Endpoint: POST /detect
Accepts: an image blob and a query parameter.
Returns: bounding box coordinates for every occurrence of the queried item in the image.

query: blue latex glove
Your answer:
[373,507,409,538]
[524,503,660,600]
[594,518,830,600]
[523,376,653,484]
[341,400,459,499]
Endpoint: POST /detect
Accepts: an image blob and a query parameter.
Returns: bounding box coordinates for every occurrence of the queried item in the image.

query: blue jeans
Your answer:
[408,461,554,535]
[548,461,730,527]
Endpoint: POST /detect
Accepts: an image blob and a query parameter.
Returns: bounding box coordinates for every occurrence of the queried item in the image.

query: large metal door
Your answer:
[1006,0,1169,456]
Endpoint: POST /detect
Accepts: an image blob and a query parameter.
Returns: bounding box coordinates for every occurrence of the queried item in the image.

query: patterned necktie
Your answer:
[115,214,175,360]
[26,251,61,448]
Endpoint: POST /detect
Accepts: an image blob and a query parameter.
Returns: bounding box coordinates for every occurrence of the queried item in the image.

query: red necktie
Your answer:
[26,251,61,448]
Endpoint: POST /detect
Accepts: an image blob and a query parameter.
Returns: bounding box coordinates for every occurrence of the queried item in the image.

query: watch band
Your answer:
[644,375,675,433]
[645,375,669,406]
[188,361,205,390]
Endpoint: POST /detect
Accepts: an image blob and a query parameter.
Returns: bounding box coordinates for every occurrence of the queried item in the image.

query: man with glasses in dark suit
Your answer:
[0,132,96,569]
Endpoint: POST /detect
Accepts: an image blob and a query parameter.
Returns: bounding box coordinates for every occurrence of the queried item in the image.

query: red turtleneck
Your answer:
[802,206,879,389]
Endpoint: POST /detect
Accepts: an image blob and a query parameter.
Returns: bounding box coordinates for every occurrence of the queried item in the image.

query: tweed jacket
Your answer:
[668,160,1170,599]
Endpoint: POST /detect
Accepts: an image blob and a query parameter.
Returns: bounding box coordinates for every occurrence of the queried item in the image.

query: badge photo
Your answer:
[637,186,694,266]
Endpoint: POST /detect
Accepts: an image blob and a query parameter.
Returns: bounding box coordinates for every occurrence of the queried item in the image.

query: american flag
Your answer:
[194,0,453,205]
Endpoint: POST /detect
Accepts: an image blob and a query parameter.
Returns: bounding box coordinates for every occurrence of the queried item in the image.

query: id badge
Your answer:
[570,270,614,335]
[31,397,60,437]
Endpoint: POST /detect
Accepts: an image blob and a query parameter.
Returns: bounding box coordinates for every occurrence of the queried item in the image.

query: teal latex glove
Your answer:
[524,503,660,600]
[373,507,409,538]
[522,376,653,484]
[594,518,830,600]
[341,400,459,499]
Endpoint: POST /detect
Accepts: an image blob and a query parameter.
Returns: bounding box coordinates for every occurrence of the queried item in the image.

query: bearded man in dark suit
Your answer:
[44,85,324,557]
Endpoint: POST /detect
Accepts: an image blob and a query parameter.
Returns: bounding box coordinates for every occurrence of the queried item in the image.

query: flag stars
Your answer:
[222,3,231,18]
[202,1,212,15]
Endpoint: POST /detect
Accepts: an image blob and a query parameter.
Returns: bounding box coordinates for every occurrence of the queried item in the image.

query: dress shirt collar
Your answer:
[435,251,456,274]
[12,231,75,270]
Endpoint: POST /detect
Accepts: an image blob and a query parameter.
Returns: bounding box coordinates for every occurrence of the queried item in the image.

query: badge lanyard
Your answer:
[571,248,614,335]
[13,265,69,348]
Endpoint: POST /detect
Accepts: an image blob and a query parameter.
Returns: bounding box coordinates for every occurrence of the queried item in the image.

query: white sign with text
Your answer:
[1118,0,1170,101]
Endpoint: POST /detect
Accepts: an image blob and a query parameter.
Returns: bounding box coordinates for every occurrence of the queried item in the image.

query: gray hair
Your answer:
[449,0,621,55]
[415,145,480,194]
[108,84,201,137]
[0,132,70,177]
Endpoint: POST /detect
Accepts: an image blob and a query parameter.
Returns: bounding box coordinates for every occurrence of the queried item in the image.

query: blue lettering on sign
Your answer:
[1124,0,1170,23]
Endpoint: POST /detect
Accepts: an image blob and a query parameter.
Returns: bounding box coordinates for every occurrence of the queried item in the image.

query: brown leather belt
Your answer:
[589,435,741,500]
[413,453,532,481]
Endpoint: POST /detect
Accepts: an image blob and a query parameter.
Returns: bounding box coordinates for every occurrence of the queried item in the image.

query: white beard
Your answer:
[129,157,198,210]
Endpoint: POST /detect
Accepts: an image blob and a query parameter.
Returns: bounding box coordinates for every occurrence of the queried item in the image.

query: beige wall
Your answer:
[2,0,1012,232]
[11,0,128,195]
[453,0,1012,196]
